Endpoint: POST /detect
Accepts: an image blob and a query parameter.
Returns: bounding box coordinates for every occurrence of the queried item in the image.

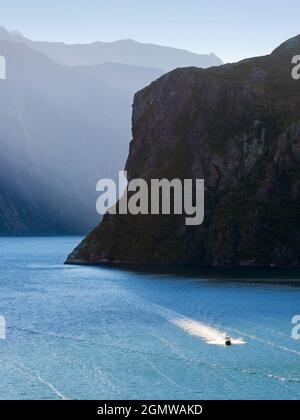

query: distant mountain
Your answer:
[0,27,222,234]
[67,35,300,268]
[0,39,163,234]
[0,27,223,70]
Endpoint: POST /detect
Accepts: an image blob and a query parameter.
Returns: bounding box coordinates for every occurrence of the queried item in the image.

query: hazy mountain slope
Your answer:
[0,152,88,234]
[0,27,222,70]
[0,40,163,234]
[67,35,300,268]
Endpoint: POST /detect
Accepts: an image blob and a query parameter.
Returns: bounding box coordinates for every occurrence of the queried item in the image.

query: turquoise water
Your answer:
[0,237,300,400]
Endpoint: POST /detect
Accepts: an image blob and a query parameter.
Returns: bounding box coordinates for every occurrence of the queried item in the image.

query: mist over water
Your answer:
[0,237,300,400]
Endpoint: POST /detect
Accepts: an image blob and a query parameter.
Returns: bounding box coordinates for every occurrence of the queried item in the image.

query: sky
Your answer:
[1,0,300,63]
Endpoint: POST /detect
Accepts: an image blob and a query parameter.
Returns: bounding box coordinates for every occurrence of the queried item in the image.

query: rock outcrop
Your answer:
[66,35,300,267]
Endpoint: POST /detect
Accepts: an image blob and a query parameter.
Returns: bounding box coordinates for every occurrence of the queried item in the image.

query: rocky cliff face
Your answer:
[67,35,300,267]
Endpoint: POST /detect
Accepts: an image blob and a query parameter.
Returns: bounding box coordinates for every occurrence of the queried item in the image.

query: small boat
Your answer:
[224,334,232,346]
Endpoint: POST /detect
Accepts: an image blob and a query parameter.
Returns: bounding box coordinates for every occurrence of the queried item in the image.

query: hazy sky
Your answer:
[2,0,300,63]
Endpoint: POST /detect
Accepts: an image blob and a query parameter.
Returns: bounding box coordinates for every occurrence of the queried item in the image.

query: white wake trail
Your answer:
[171,317,246,346]
[36,373,69,400]
[122,288,246,346]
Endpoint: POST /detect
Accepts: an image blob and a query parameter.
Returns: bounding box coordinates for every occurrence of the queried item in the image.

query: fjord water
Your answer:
[0,237,300,400]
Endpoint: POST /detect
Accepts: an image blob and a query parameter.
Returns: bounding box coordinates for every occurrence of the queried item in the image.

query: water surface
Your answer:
[0,237,300,400]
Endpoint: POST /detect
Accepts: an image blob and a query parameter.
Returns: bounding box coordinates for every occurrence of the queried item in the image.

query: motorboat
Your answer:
[224,334,232,346]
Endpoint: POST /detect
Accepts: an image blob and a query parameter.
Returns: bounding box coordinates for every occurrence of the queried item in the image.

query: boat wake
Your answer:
[122,289,246,346]
[171,317,246,346]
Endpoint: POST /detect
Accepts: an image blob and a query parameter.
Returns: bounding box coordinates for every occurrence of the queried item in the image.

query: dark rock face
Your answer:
[67,35,300,267]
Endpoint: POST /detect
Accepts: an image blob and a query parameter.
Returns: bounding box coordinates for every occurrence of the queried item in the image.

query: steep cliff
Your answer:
[67,35,300,267]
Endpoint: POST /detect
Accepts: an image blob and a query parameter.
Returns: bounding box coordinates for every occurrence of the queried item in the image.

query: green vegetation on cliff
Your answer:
[67,35,300,268]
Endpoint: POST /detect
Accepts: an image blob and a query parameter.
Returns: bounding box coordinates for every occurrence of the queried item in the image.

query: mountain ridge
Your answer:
[0,39,163,234]
[0,26,223,70]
